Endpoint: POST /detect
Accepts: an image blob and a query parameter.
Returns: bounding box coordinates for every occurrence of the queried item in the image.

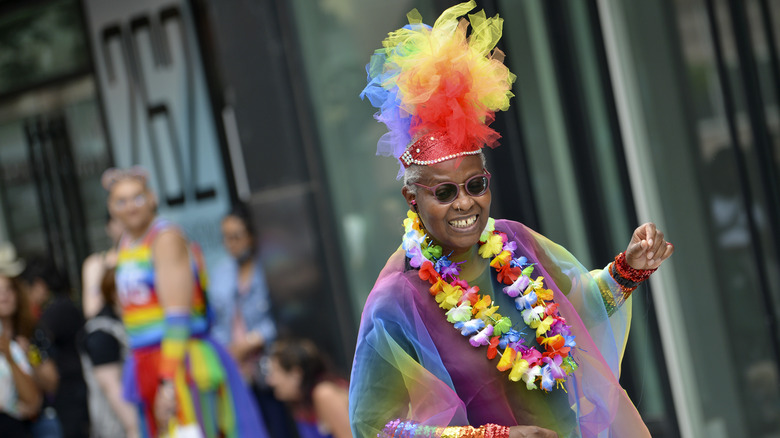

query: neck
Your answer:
[451,245,489,284]
[239,258,255,269]
[238,259,255,279]
[448,244,479,263]
[127,217,156,240]
[1,317,11,335]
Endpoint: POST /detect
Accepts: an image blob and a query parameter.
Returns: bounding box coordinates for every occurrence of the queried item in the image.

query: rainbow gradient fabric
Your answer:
[116,218,267,438]
[116,218,210,350]
[349,220,650,438]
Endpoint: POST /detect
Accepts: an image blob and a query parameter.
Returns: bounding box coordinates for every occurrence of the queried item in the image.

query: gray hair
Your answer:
[403,151,487,194]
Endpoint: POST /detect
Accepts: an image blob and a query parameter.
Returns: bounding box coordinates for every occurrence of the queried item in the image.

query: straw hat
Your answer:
[0,242,25,277]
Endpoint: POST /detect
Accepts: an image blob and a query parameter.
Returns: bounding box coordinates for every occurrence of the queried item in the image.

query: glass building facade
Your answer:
[0,0,778,436]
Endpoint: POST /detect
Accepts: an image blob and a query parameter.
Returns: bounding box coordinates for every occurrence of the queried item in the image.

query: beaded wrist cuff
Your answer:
[608,251,657,301]
[614,251,657,283]
[610,262,640,290]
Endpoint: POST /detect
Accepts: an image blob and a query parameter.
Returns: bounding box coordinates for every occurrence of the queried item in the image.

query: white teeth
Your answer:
[449,216,477,228]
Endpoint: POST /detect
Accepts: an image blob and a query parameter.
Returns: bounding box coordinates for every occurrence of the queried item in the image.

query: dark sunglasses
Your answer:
[414,170,491,204]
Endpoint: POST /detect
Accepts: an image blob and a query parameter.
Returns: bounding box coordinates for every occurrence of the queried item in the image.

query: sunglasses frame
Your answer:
[111,193,149,212]
[413,169,492,204]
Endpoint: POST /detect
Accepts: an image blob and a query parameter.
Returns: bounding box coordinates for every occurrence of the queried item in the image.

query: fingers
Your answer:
[658,242,675,262]
[647,234,674,268]
[627,223,674,269]
[646,229,664,260]
[627,223,654,260]
[643,222,656,248]
[154,385,177,427]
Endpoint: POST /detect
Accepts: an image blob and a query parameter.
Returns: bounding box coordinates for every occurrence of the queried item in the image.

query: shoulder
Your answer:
[312,380,348,410]
[365,265,419,313]
[82,252,104,271]
[495,218,531,236]
[495,219,565,254]
[148,218,186,243]
[359,258,426,338]
[312,380,347,400]
[152,228,189,257]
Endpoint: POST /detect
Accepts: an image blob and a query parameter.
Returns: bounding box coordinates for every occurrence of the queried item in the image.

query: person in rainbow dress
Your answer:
[103,167,268,438]
[349,2,674,438]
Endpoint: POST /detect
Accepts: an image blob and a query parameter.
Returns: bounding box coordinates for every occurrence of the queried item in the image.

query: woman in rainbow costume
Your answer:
[103,167,268,438]
[350,2,674,437]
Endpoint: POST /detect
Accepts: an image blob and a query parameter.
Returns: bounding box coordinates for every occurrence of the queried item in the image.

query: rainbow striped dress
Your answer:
[116,218,267,438]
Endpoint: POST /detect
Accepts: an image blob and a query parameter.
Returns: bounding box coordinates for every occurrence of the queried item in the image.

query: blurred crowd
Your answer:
[0,168,351,438]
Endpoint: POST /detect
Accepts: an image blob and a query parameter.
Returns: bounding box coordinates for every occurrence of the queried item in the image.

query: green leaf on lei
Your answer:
[562,356,578,374]
[493,317,513,336]
[422,244,443,259]
[479,217,496,242]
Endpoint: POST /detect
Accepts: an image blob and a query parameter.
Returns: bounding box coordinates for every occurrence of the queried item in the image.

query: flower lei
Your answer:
[402,211,578,391]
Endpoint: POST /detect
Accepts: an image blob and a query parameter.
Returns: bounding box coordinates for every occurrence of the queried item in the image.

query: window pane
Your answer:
[0,0,90,95]
[289,0,437,321]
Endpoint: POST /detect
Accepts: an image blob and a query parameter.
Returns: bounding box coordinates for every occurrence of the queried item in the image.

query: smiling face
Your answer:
[108,178,156,237]
[402,155,492,257]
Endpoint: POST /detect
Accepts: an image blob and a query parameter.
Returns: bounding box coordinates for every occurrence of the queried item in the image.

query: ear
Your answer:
[292,366,304,384]
[402,186,416,211]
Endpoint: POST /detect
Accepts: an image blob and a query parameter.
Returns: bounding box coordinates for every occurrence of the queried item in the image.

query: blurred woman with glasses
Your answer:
[209,203,295,438]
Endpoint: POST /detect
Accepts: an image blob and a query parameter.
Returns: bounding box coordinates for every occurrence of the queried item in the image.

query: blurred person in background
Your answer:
[0,244,42,438]
[81,214,124,319]
[21,257,89,438]
[80,267,138,438]
[266,338,351,438]
[103,166,267,437]
[209,203,294,438]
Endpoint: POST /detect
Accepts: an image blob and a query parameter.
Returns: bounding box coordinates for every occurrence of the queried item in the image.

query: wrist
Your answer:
[613,251,656,283]
[159,311,190,379]
[483,424,510,438]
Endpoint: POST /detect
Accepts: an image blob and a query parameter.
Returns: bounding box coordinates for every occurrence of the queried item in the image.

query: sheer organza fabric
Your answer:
[349,220,650,438]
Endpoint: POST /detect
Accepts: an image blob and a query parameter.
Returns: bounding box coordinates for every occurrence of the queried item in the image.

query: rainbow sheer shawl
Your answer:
[349,220,650,437]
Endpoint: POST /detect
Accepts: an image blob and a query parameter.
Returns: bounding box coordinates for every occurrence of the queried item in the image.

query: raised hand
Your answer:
[625,223,674,270]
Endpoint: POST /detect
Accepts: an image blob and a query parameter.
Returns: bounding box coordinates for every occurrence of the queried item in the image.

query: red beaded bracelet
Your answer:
[614,251,656,283]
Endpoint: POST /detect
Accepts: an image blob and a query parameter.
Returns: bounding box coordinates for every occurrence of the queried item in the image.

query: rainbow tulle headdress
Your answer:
[361,1,516,178]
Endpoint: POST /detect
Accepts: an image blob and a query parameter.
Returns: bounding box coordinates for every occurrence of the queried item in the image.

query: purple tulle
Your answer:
[349,219,650,438]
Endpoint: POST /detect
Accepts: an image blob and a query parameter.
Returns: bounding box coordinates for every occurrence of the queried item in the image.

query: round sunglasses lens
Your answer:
[466,176,488,196]
[434,184,458,203]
